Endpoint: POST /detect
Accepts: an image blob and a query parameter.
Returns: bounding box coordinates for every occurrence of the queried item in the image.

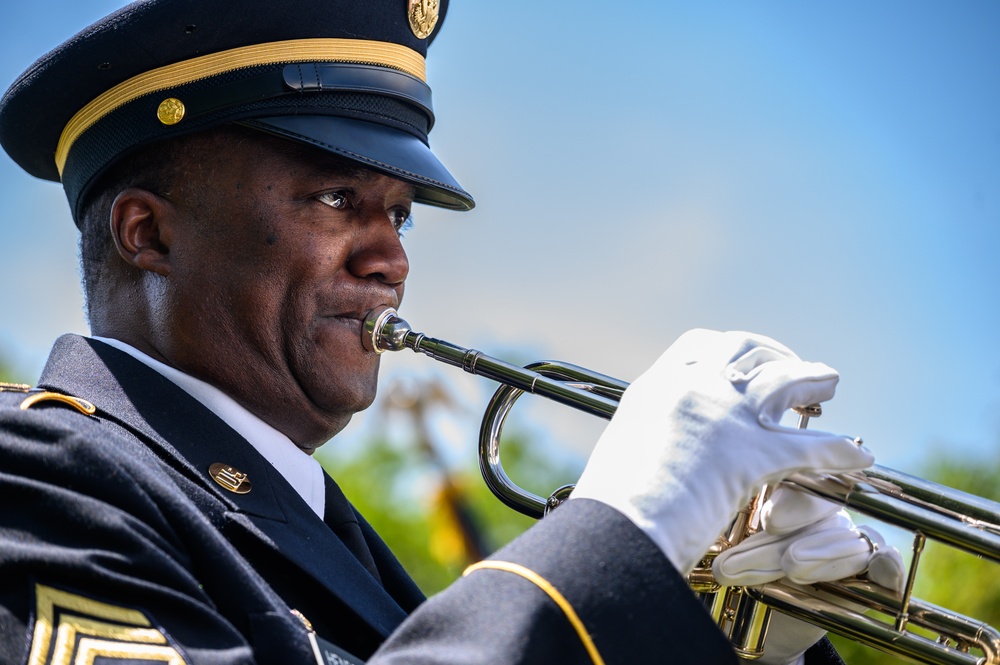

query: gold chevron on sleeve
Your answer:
[28,584,187,665]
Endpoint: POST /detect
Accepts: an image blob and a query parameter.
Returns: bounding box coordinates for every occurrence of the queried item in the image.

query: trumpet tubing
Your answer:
[363,306,1000,665]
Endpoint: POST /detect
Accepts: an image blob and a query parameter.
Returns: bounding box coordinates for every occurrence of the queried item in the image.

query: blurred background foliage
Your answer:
[321,375,1000,665]
[0,354,19,383]
[323,430,554,592]
[320,375,582,593]
[830,451,1000,664]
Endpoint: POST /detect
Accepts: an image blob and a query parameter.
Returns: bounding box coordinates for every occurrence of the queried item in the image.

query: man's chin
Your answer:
[307,380,379,437]
[286,351,381,441]
[287,409,356,453]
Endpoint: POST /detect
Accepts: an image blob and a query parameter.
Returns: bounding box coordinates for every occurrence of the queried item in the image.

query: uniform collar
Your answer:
[37,334,415,637]
[90,335,326,520]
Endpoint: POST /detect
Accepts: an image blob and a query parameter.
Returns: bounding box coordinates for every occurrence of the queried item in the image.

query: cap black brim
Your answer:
[243,115,474,211]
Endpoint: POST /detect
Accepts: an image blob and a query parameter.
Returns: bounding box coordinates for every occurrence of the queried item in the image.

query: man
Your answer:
[0,1,893,664]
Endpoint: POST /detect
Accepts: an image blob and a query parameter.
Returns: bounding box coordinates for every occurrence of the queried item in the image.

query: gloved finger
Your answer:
[720,330,801,365]
[859,526,906,594]
[749,358,840,430]
[725,345,800,384]
[761,428,874,481]
[760,488,843,535]
[739,356,872,475]
[781,525,873,584]
[714,511,854,585]
[659,329,797,372]
[858,523,886,550]
[712,530,790,586]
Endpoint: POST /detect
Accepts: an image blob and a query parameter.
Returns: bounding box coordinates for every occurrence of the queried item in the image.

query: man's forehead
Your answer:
[254,132,415,191]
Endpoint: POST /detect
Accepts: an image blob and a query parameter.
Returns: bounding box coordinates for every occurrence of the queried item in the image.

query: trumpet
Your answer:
[363,306,1000,665]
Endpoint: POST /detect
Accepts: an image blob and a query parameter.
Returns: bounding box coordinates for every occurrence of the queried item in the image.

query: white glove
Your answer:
[571,329,874,577]
[714,487,906,590]
[714,488,905,665]
[750,611,822,665]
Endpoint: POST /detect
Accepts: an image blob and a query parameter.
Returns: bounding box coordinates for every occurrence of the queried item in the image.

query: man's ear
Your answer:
[109,188,176,276]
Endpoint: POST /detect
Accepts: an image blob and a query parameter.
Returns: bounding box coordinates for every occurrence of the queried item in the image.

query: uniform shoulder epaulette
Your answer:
[0,383,96,416]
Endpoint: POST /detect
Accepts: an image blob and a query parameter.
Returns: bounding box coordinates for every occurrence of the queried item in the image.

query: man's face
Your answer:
[156,129,412,450]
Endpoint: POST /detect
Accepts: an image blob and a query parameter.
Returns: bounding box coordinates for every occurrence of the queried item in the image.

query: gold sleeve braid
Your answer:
[463,561,606,665]
[28,584,186,665]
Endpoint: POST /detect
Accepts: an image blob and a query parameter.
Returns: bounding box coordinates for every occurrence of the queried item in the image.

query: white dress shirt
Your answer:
[92,336,326,519]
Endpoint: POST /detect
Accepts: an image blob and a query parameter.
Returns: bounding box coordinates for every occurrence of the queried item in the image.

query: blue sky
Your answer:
[0,1,997,476]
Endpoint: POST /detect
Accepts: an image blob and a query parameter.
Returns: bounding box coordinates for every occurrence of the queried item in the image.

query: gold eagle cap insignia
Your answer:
[408,0,440,40]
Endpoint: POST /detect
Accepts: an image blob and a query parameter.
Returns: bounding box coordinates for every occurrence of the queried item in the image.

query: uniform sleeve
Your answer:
[805,638,846,665]
[0,403,315,665]
[372,498,741,665]
[0,400,842,665]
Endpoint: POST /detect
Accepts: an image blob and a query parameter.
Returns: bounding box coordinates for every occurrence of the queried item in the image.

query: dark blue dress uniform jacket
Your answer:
[0,335,842,664]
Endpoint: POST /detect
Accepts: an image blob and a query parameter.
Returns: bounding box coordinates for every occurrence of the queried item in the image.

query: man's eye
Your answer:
[391,209,414,236]
[317,191,349,209]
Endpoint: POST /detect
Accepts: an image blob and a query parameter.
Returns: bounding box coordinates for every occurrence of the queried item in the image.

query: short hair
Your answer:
[77,140,179,321]
[76,126,239,321]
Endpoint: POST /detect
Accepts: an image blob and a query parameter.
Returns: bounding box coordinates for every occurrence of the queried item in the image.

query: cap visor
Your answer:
[243,115,473,211]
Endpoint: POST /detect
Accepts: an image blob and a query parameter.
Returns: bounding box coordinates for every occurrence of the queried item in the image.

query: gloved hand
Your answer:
[713,487,906,665]
[571,329,874,577]
[714,487,905,590]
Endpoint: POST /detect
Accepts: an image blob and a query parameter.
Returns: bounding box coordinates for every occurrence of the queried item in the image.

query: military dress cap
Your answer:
[0,0,473,223]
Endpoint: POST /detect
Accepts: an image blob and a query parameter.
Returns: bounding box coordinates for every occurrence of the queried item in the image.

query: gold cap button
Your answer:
[156,97,185,125]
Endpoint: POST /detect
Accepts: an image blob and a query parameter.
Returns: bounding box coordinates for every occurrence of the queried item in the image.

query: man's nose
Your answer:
[346,220,409,287]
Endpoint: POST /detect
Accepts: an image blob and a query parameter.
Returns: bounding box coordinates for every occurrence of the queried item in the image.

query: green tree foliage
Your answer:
[0,352,19,383]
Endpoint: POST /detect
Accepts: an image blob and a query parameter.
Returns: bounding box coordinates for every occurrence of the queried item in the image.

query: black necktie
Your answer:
[323,473,382,585]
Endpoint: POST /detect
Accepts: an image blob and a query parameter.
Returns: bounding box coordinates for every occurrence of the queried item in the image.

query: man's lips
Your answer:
[326,297,397,321]
[326,314,364,331]
[325,304,396,347]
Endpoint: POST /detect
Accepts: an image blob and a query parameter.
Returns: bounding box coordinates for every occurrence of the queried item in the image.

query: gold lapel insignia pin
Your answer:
[209,463,252,494]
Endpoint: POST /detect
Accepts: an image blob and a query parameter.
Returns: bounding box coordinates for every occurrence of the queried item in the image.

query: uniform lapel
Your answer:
[38,334,413,638]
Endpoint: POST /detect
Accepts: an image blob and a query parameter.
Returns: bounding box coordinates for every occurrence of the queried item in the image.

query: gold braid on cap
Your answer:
[55,38,426,176]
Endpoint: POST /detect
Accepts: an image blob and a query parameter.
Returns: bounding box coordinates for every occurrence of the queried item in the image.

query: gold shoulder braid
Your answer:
[9,387,98,416]
[463,561,605,665]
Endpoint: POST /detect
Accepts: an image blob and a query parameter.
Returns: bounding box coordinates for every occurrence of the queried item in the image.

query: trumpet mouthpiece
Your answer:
[362,306,410,353]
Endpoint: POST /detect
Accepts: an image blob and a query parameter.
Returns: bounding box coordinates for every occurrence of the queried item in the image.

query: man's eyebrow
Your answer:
[314,160,366,179]
[316,164,417,199]
[271,139,367,179]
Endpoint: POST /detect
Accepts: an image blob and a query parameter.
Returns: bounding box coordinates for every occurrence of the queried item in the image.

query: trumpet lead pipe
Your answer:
[364,306,618,419]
